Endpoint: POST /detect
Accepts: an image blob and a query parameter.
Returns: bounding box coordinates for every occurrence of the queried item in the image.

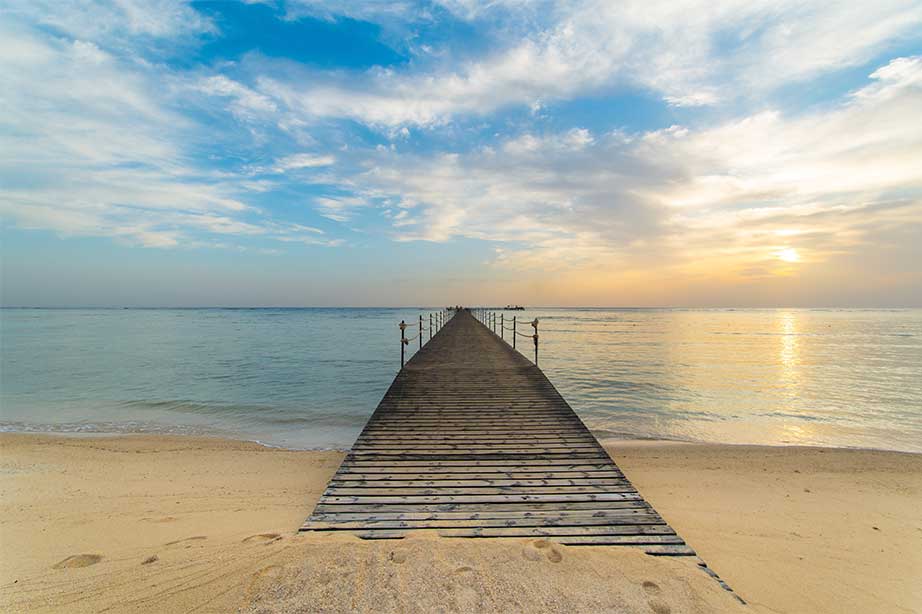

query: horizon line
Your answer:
[2,305,920,310]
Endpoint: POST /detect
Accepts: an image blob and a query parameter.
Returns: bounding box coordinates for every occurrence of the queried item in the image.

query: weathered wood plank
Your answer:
[350,531,686,544]
[324,486,638,496]
[305,508,656,522]
[333,471,624,482]
[312,501,653,513]
[330,478,630,487]
[319,493,644,504]
[338,462,619,471]
[304,516,666,530]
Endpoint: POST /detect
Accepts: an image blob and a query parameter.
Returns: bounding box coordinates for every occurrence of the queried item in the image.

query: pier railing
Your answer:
[399,308,456,367]
[473,308,539,365]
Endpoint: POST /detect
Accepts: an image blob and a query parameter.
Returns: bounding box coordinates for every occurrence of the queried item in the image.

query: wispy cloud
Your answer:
[238,1,922,127]
[0,14,336,249]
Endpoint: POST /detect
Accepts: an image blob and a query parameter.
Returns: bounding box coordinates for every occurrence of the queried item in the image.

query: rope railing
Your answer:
[399,308,457,368]
[472,307,540,365]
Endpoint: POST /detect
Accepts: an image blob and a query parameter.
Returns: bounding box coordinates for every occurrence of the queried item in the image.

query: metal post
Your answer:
[531,318,539,365]
[513,316,516,349]
[500,313,504,340]
[429,313,433,340]
[419,314,423,349]
[399,320,407,368]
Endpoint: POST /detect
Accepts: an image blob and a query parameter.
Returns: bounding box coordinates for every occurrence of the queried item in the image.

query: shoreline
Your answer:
[3,426,922,456]
[1,433,920,612]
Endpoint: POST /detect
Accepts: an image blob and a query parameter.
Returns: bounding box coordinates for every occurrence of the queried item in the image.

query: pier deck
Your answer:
[301,309,694,555]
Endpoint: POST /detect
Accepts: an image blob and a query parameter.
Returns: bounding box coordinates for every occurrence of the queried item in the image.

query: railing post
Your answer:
[531,318,539,365]
[419,314,423,350]
[500,313,504,340]
[429,313,433,340]
[513,316,516,349]
[399,320,407,368]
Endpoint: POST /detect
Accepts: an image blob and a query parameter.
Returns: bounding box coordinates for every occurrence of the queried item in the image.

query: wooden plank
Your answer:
[314,506,649,514]
[337,462,619,471]
[355,434,597,442]
[319,493,644,504]
[330,479,630,487]
[305,508,655,522]
[304,516,665,530]
[431,526,677,538]
[349,452,604,458]
[333,471,624,482]
[324,486,638,496]
[351,531,685,543]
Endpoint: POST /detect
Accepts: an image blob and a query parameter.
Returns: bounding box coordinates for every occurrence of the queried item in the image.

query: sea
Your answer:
[2,308,920,453]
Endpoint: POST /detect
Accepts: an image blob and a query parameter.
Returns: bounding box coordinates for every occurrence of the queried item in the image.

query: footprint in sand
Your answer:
[642,582,670,614]
[388,549,407,564]
[141,555,159,565]
[165,536,207,547]
[53,554,102,569]
[642,581,662,596]
[522,540,562,563]
[244,565,285,602]
[522,543,542,561]
[243,533,282,545]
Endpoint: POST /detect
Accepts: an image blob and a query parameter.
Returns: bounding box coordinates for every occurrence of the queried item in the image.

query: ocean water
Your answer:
[1,308,920,453]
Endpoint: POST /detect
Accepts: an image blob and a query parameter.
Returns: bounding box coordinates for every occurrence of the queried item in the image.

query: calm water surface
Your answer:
[2,308,920,452]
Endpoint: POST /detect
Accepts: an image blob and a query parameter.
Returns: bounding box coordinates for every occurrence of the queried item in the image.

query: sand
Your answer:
[607,441,922,614]
[0,434,919,613]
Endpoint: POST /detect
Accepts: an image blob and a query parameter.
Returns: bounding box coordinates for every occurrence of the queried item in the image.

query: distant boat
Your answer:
[503,305,525,310]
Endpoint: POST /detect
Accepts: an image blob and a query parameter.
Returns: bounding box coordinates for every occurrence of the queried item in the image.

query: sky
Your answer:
[2,0,921,307]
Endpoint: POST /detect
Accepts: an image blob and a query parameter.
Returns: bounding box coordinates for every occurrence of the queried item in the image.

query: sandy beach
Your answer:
[0,434,919,613]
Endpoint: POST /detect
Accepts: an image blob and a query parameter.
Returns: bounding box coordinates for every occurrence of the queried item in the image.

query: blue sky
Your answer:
[2,0,921,306]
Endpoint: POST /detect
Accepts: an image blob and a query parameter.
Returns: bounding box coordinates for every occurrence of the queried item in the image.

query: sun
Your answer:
[775,247,801,263]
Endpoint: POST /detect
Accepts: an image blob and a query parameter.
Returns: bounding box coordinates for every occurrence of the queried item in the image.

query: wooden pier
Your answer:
[301,309,694,556]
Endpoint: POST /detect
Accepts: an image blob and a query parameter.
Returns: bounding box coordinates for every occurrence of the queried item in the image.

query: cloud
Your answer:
[0,18,335,249]
[313,196,369,222]
[196,75,278,121]
[2,0,216,50]
[319,56,922,280]
[238,1,922,128]
[272,153,337,172]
